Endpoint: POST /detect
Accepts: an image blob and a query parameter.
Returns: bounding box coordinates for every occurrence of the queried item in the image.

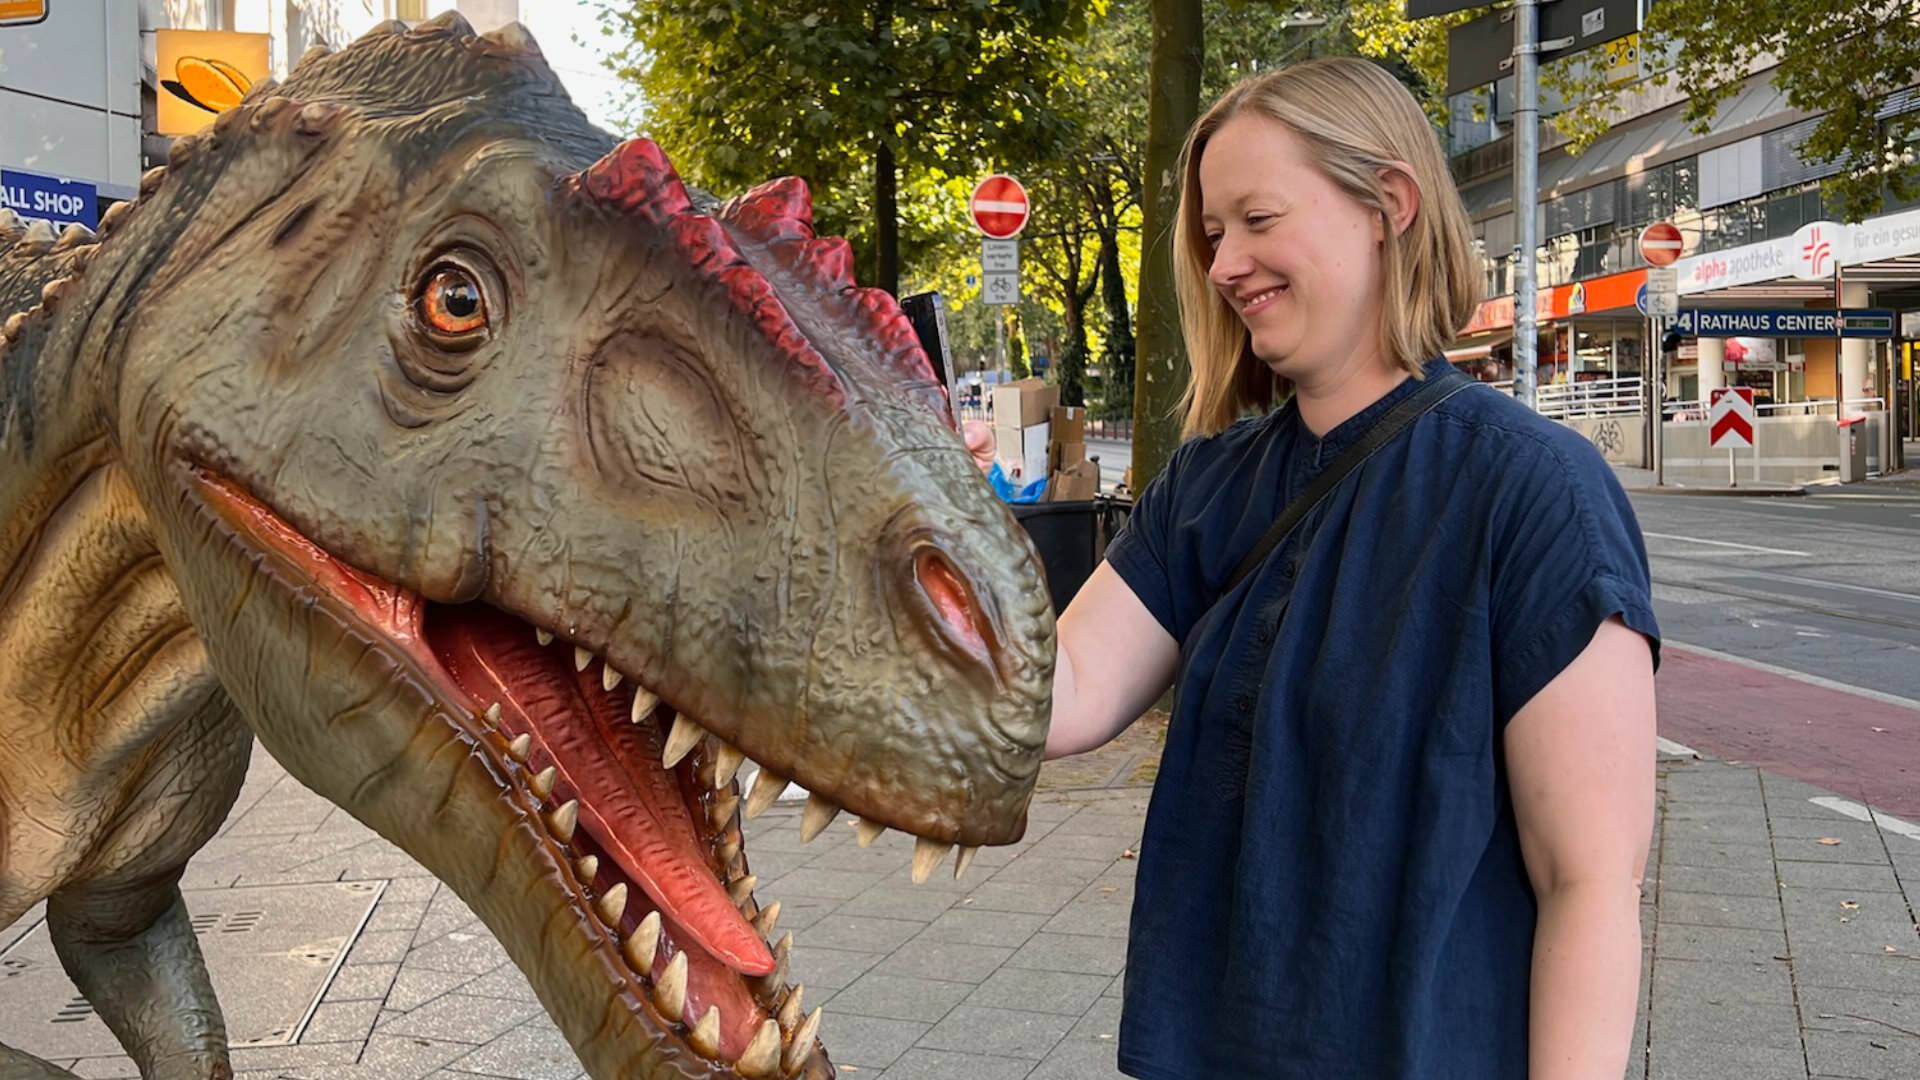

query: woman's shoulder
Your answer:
[1430,380,1623,492]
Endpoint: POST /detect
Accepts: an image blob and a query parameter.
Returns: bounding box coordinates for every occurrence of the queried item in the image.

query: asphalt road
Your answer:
[1630,486,1920,701]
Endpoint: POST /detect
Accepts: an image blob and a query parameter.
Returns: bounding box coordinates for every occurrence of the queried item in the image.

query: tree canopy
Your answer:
[596,1,1100,295]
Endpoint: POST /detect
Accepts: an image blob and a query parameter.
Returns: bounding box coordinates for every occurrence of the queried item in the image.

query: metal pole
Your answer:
[1512,0,1540,411]
[995,310,1007,375]
[1652,315,1665,486]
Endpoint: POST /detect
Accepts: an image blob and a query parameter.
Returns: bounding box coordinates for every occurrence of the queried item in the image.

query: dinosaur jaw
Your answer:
[181,465,828,1079]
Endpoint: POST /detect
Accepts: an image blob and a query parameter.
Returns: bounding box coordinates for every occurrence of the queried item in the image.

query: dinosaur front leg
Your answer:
[47,880,229,1080]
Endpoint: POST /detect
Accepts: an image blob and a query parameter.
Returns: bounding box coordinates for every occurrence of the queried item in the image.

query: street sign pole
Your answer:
[1651,313,1665,487]
[1512,0,1540,411]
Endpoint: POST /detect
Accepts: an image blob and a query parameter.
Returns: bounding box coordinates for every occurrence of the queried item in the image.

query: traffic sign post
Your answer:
[970,177,1030,371]
[970,175,1030,239]
[1639,222,1684,267]
[1709,387,1756,487]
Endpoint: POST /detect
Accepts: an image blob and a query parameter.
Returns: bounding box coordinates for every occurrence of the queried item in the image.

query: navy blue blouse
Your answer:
[1104,358,1659,1080]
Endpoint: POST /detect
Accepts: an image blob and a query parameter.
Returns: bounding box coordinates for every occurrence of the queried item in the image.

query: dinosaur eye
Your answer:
[415,264,489,342]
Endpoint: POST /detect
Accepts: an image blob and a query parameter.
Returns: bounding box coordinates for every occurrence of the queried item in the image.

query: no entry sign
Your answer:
[1709,387,1755,449]
[1639,222,1684,267]
[970,175,1030,239]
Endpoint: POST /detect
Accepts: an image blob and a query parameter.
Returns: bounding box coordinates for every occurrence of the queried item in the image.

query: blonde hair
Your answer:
[1173,58,1482,438]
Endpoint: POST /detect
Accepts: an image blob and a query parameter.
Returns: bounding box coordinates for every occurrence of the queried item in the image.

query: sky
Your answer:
[516,2,631,134]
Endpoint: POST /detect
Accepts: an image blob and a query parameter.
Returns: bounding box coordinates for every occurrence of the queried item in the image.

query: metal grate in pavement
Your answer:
[0,879,384,1060]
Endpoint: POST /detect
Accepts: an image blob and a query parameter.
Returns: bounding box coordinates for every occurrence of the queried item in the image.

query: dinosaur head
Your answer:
[90,13,1052,1078]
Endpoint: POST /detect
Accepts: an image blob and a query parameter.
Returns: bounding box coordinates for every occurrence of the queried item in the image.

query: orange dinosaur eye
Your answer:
[419,266,487,336]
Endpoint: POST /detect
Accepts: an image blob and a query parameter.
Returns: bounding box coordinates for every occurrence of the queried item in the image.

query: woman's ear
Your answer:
[1378,163,1421,238]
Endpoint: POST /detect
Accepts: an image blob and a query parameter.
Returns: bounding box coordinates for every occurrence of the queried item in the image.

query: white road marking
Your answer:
[1809,797,1920,844]
[1642,531,1809,556]
[1655,737,1700,758]
[1666,641,1920,710]
[1750,570,1920,604]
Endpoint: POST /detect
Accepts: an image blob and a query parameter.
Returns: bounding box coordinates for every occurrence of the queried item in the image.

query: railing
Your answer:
[1661,397,1887,420]
[1086,416,1133,441]
[1534,376,1645,420]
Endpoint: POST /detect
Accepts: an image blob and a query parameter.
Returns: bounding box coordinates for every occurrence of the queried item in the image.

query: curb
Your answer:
[1624,484,1805,497]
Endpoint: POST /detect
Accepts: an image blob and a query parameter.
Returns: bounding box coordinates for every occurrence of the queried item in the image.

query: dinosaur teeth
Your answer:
[547,800,578,844]
[752,900,781,937]
[483,702,501,728]
[738,1017,781,1076]
[854,817,886,848]
[653,950,688,1019]
[507,733,532,762]
[717,836,741,867]
[631,688,660,724]
[726,874,757,905]
[954,845,980,881]
[799,794,838,843]
[574,855,599,882]
[710,742,745,788]
[911,838,953,884]
[745,768,786,819]
[602,665,623,692]
[535,627,553,646]
[573,647,592,672]
[596,883,628,926]
[777,985,804,1034]
[662,715,704,769]
[688,1005,722,1058]
[755,932,791,998]
[782,1006,823,1074]
[529,766,556,800]
[625,910,661,974]
[711,793,740,829]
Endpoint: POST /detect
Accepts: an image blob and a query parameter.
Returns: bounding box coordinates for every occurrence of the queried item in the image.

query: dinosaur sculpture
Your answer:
[0,13,1055,1079]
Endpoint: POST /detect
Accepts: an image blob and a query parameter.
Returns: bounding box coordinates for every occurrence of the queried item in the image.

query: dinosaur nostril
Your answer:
[914,548,990,660]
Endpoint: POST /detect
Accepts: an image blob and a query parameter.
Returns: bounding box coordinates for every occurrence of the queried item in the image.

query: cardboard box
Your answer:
[990,377,1059,428]
[993,422,1050,481]
[1049,405,1087,445]
[1049,439,1086,474]
[1046,458,1099,502]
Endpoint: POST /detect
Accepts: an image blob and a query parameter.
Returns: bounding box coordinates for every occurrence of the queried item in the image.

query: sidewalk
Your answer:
[4,674,1918,1079]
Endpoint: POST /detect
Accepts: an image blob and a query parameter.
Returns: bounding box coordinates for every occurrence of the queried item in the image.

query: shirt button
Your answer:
[1234,693,1253,711]
[1281,561,1296,579]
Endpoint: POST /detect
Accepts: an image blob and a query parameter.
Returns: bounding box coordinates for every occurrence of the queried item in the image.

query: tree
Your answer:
[596,1,1099,296]
[1645,1,1920,221]
[1132,0,1203,489]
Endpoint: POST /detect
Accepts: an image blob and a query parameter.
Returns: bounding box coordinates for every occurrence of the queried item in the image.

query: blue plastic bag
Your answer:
[987,463,1048,504]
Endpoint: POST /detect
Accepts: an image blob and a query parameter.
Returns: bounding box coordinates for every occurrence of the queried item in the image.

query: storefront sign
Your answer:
[1672,307,1895,339]
[156,30,270,135]
[1678,204,1920,294]
[0,168,97,229]
[1459,268,1647,335]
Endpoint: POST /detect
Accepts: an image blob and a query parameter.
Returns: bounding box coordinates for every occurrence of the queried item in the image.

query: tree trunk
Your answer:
[1132,0,1203,487]
[1096,218,1134,419]
[875,139,899,295]
[1058,285,1089,408]
[872,0,900,295]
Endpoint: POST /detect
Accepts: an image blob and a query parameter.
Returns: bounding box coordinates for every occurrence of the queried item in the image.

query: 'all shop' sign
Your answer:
[1,168,99,230]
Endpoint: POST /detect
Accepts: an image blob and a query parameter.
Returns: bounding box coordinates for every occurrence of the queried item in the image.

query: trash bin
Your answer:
[1838,416,1868,482]
[1010,495,1132,615]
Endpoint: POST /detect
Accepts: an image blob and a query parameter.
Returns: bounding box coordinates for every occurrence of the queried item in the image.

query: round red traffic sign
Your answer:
[1639,222,1684,267]
[970,174,1030,239]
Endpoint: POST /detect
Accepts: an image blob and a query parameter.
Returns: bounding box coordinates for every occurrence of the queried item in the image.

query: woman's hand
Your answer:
[962,419,995,474]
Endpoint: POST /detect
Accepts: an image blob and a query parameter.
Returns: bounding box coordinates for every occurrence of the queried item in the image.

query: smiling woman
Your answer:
[1036,57,1661,1080]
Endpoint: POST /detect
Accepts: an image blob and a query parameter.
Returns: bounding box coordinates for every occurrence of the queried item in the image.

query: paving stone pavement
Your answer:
[4,723,1918,1079]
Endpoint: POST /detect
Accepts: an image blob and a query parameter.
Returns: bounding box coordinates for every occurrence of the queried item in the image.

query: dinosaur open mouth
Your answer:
[187,467,834,1076]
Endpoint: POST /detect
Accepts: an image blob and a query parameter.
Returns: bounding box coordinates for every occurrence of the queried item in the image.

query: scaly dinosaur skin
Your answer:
[0,13,1054,1080]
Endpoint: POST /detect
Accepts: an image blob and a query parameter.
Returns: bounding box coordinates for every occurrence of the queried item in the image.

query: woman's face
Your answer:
[1199,112,1387,382]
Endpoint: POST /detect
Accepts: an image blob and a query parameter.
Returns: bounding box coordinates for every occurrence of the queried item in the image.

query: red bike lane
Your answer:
[1657,644,1920,820]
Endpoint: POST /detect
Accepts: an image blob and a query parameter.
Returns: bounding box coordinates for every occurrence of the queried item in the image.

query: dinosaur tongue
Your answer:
[430,610,774,979]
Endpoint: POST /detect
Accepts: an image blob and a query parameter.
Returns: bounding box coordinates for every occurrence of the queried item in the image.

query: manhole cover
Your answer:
[0,880,385,1059]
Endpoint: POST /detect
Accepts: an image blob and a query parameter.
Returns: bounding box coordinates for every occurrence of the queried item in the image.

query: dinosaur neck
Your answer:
[0,221,153,610]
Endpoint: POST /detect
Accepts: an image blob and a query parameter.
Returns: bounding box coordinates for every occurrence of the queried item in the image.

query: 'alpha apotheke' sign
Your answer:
[0,168,98,229]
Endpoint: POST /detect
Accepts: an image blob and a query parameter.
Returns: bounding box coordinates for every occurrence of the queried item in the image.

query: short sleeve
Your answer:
[1489,433,1661,723]
[1101,440,1195,642]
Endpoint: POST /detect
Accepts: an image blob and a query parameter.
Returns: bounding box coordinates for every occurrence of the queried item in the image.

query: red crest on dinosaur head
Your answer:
[569,140,950,425]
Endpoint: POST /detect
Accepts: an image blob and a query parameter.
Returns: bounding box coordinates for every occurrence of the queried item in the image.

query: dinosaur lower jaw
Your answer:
[185,467,818,1075]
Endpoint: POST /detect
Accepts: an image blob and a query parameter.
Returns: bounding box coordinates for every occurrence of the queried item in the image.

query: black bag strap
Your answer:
[1219,369,1477,597]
